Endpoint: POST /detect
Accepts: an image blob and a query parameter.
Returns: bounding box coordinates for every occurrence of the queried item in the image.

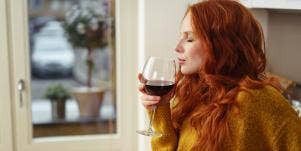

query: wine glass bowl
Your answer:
[136,57,176,137]
[144,80,175,96]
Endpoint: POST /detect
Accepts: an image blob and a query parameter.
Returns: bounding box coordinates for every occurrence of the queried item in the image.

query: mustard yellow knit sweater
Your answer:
[149,86,301,151]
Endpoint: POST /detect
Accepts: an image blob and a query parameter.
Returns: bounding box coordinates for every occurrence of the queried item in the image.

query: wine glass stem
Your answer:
[148,105,157,132]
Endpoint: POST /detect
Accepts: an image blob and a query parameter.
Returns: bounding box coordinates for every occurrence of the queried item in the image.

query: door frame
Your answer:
[6,0,138,150]
[0,0,14,151]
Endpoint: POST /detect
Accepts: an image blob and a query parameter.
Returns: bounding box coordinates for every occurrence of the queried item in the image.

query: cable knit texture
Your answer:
[148,86,301,151]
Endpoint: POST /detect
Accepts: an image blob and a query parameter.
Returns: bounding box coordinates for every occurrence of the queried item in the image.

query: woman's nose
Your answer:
[175,41,183,53]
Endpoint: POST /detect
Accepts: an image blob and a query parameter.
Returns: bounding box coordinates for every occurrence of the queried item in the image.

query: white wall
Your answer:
[144,0,188,58]
[138,0,188,150]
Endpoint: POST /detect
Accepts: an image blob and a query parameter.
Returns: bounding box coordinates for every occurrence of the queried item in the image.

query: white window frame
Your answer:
[6,0,139,150]
[0,0,14,151]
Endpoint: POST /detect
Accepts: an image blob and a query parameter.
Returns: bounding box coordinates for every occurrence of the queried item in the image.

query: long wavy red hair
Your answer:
[171,0,279,150]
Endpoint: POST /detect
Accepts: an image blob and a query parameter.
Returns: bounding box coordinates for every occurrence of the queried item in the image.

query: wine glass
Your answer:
[136,57,176,137]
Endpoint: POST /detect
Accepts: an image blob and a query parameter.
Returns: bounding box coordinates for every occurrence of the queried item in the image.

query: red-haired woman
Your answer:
[139,0,301,150]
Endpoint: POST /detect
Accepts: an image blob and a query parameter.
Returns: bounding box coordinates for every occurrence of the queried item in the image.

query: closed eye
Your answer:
[187,39,194,42]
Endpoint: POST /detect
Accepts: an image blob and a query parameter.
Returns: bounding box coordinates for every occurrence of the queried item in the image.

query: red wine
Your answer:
[145,80,174,96]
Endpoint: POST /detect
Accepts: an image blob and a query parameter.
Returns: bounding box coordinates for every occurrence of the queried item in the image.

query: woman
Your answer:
[139,0,301,151]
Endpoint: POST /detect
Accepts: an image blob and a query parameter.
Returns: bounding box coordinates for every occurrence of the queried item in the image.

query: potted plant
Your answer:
[62,4,108,118]
[44,84,71,119]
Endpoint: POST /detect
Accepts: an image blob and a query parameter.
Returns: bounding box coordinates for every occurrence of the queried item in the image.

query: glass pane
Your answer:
[28,0,116,138]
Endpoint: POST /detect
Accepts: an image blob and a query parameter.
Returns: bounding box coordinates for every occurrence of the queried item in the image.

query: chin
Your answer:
[180,67,195,75]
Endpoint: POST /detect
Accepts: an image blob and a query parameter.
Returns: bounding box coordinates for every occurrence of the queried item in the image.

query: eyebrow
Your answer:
[181,31,194,35]
[180,31,195,38]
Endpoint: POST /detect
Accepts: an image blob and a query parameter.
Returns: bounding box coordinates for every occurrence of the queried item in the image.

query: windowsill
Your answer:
[31,92,117,137]
[32,92,115,125]
[33,119,117,137]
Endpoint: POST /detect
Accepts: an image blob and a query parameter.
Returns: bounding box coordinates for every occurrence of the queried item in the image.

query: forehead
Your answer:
[180,12,193,33]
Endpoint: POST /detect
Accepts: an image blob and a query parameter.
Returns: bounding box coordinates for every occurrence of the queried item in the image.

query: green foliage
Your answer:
[44,84,71,101]
[61,4,109,87]
[62,6,108,49]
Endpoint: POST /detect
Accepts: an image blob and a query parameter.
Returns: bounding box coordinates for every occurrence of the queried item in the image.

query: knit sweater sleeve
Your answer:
[147,104,178,151]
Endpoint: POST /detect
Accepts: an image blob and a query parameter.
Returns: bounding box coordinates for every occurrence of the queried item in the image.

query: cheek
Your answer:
[190,54,203,71]
[184,48,205,74]
[180,53,204,75]
[188,46,204,65]
[191,55,203,66]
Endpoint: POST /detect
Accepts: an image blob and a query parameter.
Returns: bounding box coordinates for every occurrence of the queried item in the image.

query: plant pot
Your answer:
[73,87,105,118]
[51,100,66,119]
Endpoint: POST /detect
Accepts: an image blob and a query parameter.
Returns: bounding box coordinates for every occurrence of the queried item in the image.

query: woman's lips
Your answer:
[178,58,186,65]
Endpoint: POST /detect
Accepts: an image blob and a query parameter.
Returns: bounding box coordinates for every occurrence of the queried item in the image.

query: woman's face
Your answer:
[175,12,206,75]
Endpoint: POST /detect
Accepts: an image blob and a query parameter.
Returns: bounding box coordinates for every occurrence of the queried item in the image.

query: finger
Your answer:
[138,83,145,92]
[138,73,142,81]
[140,95,161,102]
[142,100,159,107]
[138,73,147,83]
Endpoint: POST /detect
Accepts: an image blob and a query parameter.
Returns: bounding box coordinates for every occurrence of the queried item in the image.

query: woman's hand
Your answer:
[138,73,172,109]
